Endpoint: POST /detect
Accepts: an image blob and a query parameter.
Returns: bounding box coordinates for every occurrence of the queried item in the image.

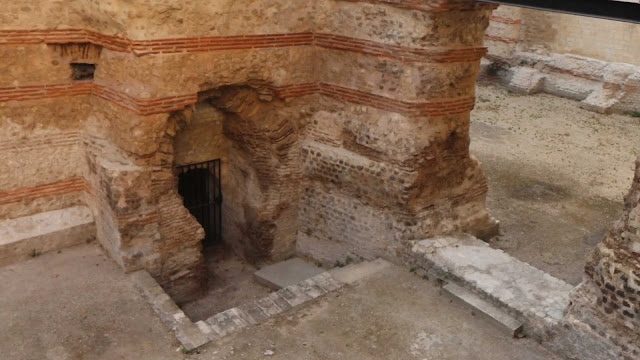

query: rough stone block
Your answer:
[508,67,545,95]
[410,236,573,339]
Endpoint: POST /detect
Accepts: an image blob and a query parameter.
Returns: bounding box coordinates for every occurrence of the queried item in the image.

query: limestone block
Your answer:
[0,206,96,267]
[508,67,545,94]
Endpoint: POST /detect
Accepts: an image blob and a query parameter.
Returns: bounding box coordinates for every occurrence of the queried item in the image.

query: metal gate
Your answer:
[177,159,222,245]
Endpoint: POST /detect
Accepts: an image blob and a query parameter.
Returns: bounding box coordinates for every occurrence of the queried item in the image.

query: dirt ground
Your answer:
[0,244,185,360]
[191,265,558,360]
[0,245,557,360]
[181,243,272,322]
[471,83,640,285]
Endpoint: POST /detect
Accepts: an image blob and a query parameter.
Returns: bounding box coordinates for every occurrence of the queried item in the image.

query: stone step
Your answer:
[0,206,95,267]
[254,257,325,290]
[408,235,573,339]
[444,282,523,338]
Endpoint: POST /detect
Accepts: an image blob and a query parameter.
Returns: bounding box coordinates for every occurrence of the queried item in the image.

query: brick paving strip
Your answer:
[131,270,344,351]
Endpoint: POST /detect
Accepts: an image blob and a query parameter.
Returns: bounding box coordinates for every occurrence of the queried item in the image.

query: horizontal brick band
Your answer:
[0,177,89,206]
[337,0,494,12]
[0,83,197,115]
[315,33,487,63]
[484,34,518,44]
[0,131,82,152]
[0,83,475,116]
[1,81,474,117]
[274,83,476,116]
[92,85,197,115]
[489,15,522,25]
[0,29,486,63]
[624,84,640,94]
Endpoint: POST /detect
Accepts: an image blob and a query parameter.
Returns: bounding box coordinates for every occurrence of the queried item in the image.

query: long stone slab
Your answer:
[444,282,523,338]
[0,206,95,267]
[408,236,573,338]
[254,257,325,290]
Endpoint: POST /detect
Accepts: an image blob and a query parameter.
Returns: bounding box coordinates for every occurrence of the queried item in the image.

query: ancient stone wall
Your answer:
[548,157,640,360]
[297,1,498,264]
[483,6,640,114]
[1,0,497,301]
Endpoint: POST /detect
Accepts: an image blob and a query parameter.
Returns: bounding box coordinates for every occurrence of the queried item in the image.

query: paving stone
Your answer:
[195,320,220,342]
[268,292,293,312]
[279,285,311,307]
[227,308,251,328]
[175,323,209,351]
[254,258,325,290]
[311,272,343,292]
[238,301,269,324]
[206,311,239,337]
[255,296,283,316]
[299,278,326,298]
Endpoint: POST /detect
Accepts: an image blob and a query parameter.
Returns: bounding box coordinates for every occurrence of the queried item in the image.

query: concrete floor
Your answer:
[0,244,557,359]
[471,83,640,285]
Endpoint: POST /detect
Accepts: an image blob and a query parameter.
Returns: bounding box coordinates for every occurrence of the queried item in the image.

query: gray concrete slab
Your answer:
[254,258,324,290]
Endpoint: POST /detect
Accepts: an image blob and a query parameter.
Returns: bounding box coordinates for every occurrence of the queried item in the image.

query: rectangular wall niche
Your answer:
[177,160,222,245]
[70,63,95,81]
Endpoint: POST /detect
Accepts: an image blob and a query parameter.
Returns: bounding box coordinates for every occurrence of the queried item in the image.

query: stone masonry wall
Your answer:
[483,6,640,114]
[297,1,498,264]
[2,0,497,301]
[549,157,640,360]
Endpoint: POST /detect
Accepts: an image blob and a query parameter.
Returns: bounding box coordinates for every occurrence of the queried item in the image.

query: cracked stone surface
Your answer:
[410,236,574,337]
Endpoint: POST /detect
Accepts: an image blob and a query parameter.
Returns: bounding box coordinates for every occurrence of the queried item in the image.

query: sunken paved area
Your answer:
[0,244,558,359]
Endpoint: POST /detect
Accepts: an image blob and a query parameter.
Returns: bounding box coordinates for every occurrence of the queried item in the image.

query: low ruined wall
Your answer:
[484,6,640,114]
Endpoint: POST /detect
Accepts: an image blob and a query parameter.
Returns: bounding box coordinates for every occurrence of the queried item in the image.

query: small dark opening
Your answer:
[70,63,95,81]
[177,159,223,246]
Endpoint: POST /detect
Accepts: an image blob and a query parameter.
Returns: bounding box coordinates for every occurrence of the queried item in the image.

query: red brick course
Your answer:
[0,29,486,63]
[489,15,522,25]
[0,81,475,117]
[484,34,519,44]
[340,0,492,12]
[0,177,89,206]
[0,83,197,115]
[275,83,476,116]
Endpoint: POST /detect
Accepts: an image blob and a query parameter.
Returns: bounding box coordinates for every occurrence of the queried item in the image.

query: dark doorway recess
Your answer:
[177,159,222,246]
